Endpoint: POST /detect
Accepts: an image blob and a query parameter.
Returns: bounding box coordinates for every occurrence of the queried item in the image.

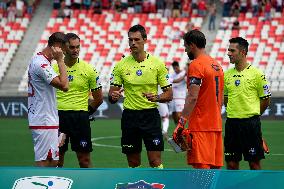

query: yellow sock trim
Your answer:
[154,164,164,169]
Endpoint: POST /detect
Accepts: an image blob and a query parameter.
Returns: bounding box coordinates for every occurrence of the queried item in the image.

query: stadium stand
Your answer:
[0,0,41,94]
[0,17,29,82]
[0,1,282,96]
[18,9,204,94]
[210,12,284,92]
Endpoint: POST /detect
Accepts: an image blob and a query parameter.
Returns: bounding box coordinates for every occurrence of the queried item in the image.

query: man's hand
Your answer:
[172,116,192,151]
[143,92,159,102]
[110,88,124,102]
[58,132,66,147]
[262,138,269,154]
[51,46,64,61]
[89,114,96,122]
[173,116,187,142]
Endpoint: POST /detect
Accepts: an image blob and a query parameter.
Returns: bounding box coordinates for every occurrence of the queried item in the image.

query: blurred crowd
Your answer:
[222,0,283,18]
[54,0,216,18]
[0,0,38,22]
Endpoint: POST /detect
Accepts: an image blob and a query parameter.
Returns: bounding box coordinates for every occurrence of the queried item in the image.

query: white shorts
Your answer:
[157,103,169,117]
[169,98,185,113]
[31,129,59,161]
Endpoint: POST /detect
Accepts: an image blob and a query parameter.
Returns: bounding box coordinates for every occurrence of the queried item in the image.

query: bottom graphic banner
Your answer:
[1,167,284,189]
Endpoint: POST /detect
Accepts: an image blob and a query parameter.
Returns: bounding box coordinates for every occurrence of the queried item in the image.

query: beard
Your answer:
[187,52,195,60]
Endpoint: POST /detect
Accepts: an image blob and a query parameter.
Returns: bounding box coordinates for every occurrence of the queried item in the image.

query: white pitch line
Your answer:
[91,136,284,155]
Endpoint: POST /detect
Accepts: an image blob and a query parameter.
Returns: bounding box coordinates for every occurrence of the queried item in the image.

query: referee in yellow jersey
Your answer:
[224,37,271,170]
[108,24,173,168]
[54,33,103,168]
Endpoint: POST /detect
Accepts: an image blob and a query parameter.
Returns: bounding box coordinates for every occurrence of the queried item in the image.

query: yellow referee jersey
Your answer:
[224,64,271,118]
[110,53,171,110]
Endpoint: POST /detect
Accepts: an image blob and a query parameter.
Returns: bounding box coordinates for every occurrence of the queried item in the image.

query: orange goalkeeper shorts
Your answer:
[187,131,223,167]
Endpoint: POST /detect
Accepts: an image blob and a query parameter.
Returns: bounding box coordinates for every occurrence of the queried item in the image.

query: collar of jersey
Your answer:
[131,52,149,63]
[37,52,51,63]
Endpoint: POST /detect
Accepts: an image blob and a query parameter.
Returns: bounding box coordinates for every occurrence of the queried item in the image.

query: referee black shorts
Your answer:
[121,108,164,154]
[58,110,92,153]
[224,115,265,162]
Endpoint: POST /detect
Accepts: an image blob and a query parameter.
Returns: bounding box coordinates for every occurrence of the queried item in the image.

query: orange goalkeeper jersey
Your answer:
[187,54,224,131]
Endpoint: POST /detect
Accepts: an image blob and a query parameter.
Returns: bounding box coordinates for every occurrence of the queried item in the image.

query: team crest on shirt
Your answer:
[235,80,240,86]
[136,70,142,76]
[68,75,73,81]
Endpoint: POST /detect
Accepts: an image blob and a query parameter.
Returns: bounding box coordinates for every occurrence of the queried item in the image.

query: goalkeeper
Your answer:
[173,30,224,169]
[54,33,103,168]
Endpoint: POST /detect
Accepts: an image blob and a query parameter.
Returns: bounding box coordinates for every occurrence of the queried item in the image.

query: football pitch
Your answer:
[0,118,283,170]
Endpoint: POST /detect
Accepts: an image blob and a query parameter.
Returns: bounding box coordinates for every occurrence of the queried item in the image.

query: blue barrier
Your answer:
[1,167,284,189]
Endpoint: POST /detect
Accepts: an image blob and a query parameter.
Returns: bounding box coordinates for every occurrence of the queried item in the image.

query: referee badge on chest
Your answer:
[68,75,73,81]
[235,80,240,86]
[136,69,142,76]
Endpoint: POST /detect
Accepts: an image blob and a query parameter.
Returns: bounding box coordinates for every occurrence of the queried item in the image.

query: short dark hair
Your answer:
[48,32,66,47]
[128,24,147,39]
[229,37,249,54]
[172,61,179,67]
[65,33,80,43]
[183,29,206,48]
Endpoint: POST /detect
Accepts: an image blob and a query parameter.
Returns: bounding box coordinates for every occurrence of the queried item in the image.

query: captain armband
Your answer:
[189,77,202,86]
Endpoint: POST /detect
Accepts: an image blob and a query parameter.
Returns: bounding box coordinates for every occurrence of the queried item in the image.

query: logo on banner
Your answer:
[12,176,73,189]
[115,180,165,189]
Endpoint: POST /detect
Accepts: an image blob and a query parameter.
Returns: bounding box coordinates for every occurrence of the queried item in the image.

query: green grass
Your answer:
[0,119,283,170]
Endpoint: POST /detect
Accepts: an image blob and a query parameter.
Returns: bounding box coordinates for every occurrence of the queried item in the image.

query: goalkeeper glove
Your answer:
[172,116,193,151]
[173,116,187,142]
[180,128,193,151]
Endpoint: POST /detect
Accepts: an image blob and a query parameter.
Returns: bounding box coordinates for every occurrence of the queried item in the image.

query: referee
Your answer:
[54,33,103,168]
[224,37,271,170]
[108,24,173,168]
